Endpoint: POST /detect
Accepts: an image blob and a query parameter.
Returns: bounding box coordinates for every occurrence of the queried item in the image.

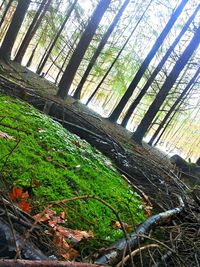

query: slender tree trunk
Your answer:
[36,0,78,74]
[0,0,31,60]
[57,0,111,100]
[26,41,40,68]
[14,0,52,63]
[150,68,200,146]
[86,0,153,106]
[73,0,130,100]
[0,0,6,11]
[132,25,200,144]
[0,0,13,29]
[108,0,188,123]
[121,4,200,127]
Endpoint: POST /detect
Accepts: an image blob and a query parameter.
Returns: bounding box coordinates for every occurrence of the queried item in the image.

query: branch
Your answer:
[94,195,184,266]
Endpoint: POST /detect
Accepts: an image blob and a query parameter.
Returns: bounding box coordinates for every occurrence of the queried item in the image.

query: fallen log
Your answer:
[0,260,103,267]
[95,196,184,266]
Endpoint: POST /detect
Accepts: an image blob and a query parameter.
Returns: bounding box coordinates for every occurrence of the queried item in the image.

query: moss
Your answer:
[0,95,145,245]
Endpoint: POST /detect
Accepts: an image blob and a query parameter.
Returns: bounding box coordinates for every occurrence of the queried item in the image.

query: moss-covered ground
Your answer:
[0,94,145,247]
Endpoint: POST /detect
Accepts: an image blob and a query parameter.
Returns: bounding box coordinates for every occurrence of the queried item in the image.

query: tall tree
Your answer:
[14,0,52,63]
[85,0,153,106]
[73,0,130,100]
[57,0,111,100]
[0,0,13,29]
[149,67,200,146]
[132,24,200,144]
[108,0,188,123]
[0,0,31,60]
[36,0,78,74]
[121,4,200,127]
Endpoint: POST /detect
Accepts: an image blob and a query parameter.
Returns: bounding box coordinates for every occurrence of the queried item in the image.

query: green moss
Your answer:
[0,95,145,245]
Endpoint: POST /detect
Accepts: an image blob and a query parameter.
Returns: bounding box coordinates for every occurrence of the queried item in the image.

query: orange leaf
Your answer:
[18,201,31,213]
[9,186,23,200]
[21,191,29,200]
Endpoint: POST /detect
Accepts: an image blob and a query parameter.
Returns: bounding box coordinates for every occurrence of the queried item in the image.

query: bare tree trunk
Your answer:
[73,0,130,100]
[57,0,111,100]
[14,0,52,63]
[121,4,200,127]
[132,25,200,144]
[108,0,188,123]
[149,67,200,146]
[85,0,153,106]
[0,0,13,29]
[36,0,78,74]
[0,0,31,60]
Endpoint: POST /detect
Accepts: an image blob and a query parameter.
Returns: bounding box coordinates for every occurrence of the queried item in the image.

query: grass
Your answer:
[0,94,145,247]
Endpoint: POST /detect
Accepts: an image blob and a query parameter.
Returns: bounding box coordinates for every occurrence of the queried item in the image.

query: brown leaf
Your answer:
[37,128,46,133]
[0,131,15,140]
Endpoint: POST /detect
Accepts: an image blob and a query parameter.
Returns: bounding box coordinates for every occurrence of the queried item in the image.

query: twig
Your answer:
[116,244,159,267]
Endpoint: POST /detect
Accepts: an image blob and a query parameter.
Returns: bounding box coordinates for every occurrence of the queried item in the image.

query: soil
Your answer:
[0,59,197,211]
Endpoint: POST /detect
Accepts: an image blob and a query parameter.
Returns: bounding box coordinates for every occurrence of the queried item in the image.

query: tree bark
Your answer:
[73,0,130,100]
[36,0,78,74]
[57,0,111,100]
[0,0,13,29]
[149,67,200,146]
[132,25,200,144]
[121,4,200,127]
[0,0,31,60]
[14,0,52,63]
[108,0,188,123]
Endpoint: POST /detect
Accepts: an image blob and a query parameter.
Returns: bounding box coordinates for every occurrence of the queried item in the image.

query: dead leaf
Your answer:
[0,131,15,140]
[72,140,81,148]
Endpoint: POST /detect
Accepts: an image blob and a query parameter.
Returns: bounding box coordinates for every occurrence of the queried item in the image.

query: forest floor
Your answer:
[0,59,199,205]
[0,59,200,266]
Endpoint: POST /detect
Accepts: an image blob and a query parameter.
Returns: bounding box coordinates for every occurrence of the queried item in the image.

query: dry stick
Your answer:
[0,260,102,267]
[95,195,184,266]
[116,244,159,267]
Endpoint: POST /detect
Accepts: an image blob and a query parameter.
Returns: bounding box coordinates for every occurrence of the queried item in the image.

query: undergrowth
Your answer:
[0,94,145,248]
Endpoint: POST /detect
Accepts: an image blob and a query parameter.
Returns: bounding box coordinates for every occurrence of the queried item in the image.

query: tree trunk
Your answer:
[0,0,31,60]
[85,0,153,106]
[73,0,130,100]
[108,0,188,123]
[14,0,52,63]
[0,0,13,29]
[132,25,200,144]
[121,4,200,127]
[149,67,200,146]
[36,0,78,74]
[57,0,111,100]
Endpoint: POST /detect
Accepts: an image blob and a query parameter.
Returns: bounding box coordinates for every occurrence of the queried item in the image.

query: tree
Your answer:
[14,0,52,63]
[73,0,130,100]
[149,67,200,146]
[132,24,200,144]
[0,0,13,29]
[85,0,153,106]
[0,0,31,60]
[57,0,111,100]
[108,0,188,123]
[121,4,200,127]
[36,0,78,74]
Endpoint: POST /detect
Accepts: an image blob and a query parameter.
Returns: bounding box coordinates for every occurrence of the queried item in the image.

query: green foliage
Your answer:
[0,95,145,245]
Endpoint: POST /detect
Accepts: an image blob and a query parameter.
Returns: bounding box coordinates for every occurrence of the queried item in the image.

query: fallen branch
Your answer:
[116,244,159,267]
[0,260,102,267]
[94,195,184,266]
